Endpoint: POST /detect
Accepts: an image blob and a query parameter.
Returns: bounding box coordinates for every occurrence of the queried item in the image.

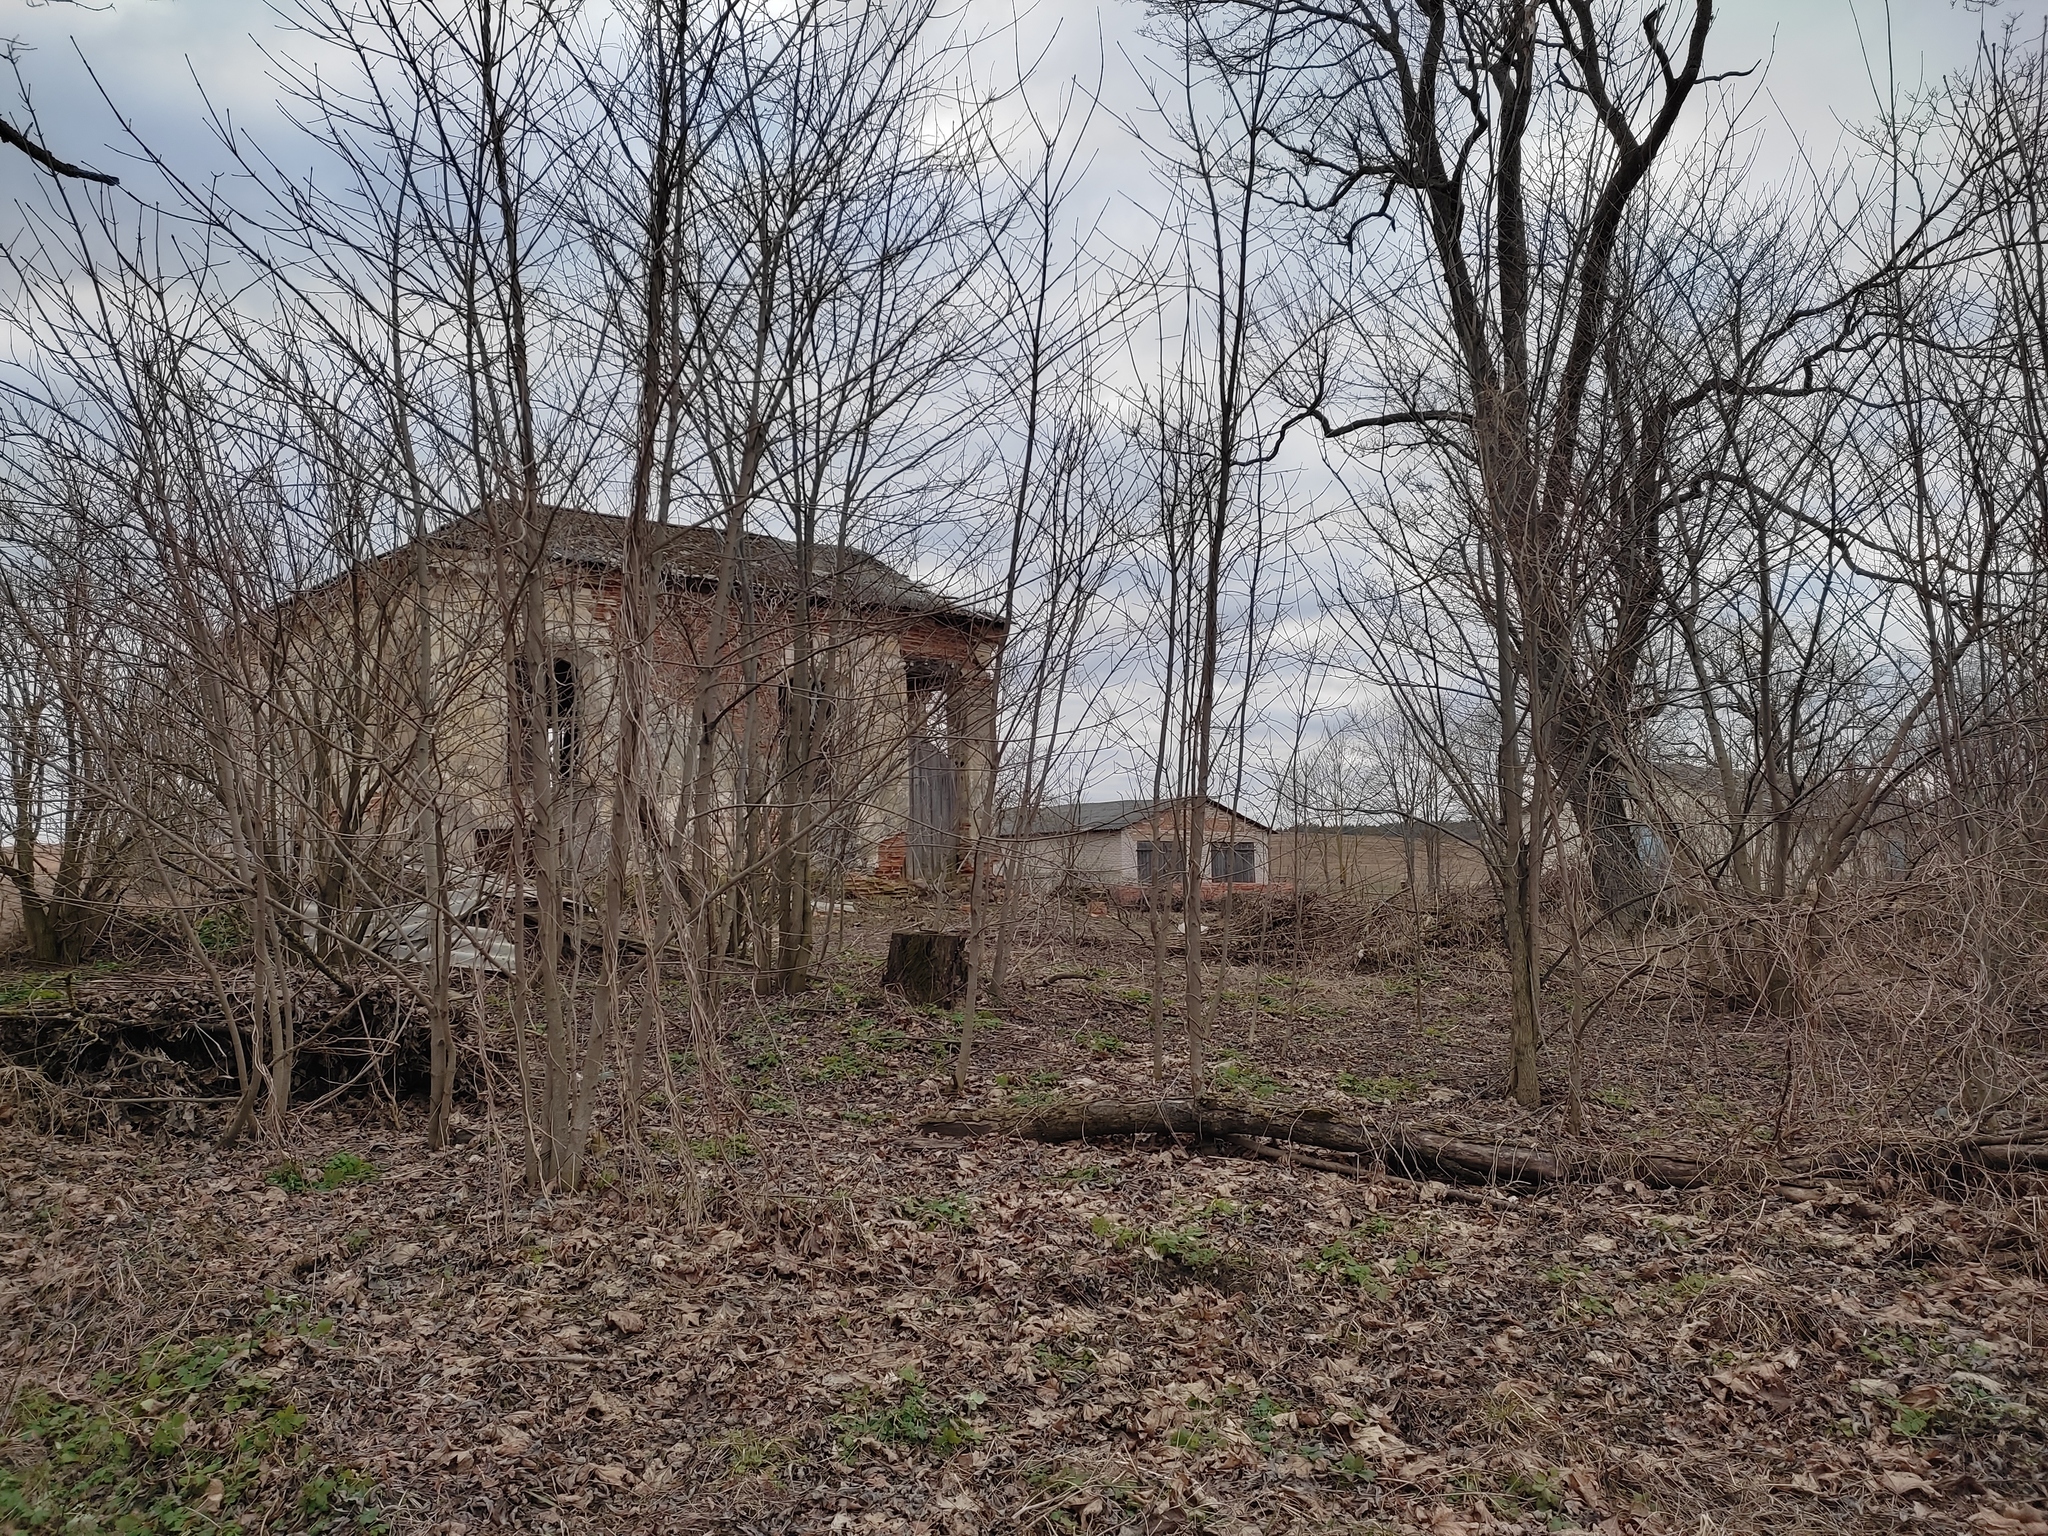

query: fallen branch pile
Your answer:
[915,1096,2048,1189]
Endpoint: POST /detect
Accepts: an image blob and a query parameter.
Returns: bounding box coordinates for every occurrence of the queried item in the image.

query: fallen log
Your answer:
[1218,1132,1365,1179]
[917,1096,1673,1186]
[915,1096,2048,1189]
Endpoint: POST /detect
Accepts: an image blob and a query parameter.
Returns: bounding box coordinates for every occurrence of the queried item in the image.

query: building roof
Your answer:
[999,797,1273,839]
[422,505,1003,630]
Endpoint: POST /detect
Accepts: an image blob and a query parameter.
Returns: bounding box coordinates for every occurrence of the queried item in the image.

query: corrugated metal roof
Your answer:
[1000,798,1272,838]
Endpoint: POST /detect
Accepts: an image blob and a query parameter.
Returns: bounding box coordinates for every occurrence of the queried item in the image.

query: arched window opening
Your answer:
[515,653,582,787]
[548,656,579,778]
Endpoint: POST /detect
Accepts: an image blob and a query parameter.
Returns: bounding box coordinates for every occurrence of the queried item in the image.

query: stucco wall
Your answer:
[397,552,995,884]
[1002,829,1130,890]
[1123,807,1269,885]
[999,805,1271,892]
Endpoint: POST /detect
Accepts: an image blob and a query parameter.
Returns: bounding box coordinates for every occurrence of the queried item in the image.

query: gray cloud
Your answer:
[5,0,2039,216]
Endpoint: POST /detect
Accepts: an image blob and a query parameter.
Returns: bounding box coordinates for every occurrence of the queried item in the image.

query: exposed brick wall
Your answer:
[875,834,906,879]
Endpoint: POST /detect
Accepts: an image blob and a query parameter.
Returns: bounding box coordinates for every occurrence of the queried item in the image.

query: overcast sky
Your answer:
[4,0,2044,212]
[5,0,2042,806]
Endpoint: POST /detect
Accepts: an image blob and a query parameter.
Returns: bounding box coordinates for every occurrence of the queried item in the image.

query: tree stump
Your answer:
[885,931,967,1005]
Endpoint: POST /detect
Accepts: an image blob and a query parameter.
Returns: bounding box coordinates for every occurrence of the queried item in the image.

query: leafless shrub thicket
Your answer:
[1136,3,2048,1122]
[5,1,2048,1170]
[0,0,1091,1183]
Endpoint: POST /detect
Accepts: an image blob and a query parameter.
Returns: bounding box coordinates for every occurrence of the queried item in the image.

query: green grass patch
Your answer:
[995,1070,1063,1108]
[1089,1215,1223,1272]
[1305,1240,1392,1299]
[1213,1057,1283,1097]
[1537,1259,1612,1317]
[1494,1467,1569,1516]
[1656,1271,1720,1304]
[808,1018,911,1084]
[1304,1445,1379,1484]
[264,1153,378,1195]
[0,976,67,1008]
[1246,1393,1287,1448]
[1387,1248,1439,1280]
[1050,1163,1109,1186]
[810,1048,876,1082]
[1891,1401,1937,1438]
[1254,975,1332,1017]
[1089,1215,1134,1242]
[904,1194,976,1232]
[846,1018,910,1053]
[1152,1227,1222,1268]
[716,1427,799,1483]
[748,1089,794,1117]
[1030,1340,1099,1385]
[195,910,247,956]
[1166,1423,1219,1452]
[688,1132,756,1162]
[1335,1071,1426,1103]
[1886,1381,2029,1440]
[830,1371,981,1461]
[0,961,126,1008]
[0,1336,381,1533]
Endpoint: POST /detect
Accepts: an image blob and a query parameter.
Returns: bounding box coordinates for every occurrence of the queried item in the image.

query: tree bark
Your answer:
[914,1097,2048,1187]
[886,930,967,1006]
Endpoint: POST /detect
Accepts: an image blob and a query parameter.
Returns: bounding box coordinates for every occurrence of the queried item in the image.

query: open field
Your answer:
[1264,832,1488,896]
[3,893,2046,1535]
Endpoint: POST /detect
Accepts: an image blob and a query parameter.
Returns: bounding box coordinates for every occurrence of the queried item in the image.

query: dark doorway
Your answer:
[1209,841,1257,883]
[514,653,581,787]
[1136,840,1182,883]
[906,663,958,882]
[908,738,958,881]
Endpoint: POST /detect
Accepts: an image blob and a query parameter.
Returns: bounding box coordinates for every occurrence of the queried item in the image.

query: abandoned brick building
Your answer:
[288,507,1002,890]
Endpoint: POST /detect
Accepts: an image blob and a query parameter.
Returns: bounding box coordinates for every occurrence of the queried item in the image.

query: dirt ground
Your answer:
[3,892,2046,1534]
